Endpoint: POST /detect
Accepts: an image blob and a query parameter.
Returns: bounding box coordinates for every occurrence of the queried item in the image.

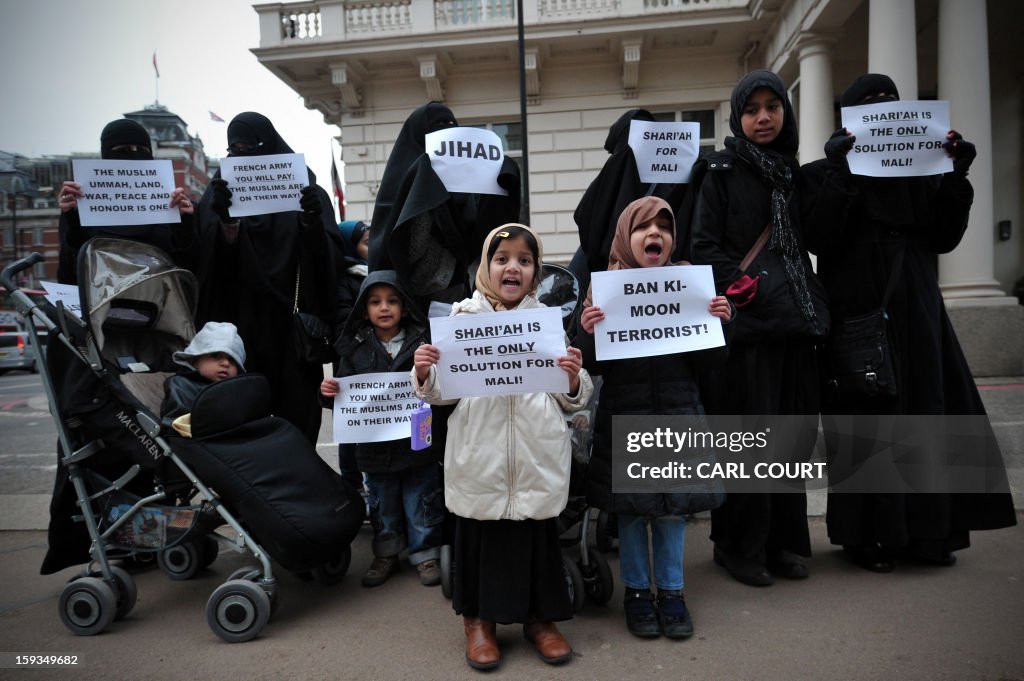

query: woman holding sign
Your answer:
[413,225,592,671]
[690,69,829,586]
[195,112,338,445]
[57,119,198,284]
[802,74,1016,572]
[369,102,521,314]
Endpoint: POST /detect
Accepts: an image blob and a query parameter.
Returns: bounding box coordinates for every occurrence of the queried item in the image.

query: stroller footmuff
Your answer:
[171,373,365,575]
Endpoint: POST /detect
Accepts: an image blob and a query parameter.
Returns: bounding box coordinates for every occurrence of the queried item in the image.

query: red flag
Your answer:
[152,51,159,78]
[331,158,345,221]
[209,111,225,123]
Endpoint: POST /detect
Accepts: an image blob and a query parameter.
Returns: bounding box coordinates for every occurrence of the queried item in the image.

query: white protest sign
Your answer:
[426,127,507,196]
[429,306,568,399]
[40,281,82,319]
[842,100,953,177]
[220,153,308,217]
[332,372,421,444]
[628,120,701,184]
[591,265,724,361]
[72,159,179,227]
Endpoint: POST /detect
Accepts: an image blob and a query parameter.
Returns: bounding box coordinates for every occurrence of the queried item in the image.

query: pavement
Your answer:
[0,379,1022,680]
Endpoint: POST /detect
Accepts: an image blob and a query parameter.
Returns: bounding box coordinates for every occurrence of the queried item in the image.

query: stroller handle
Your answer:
[1,252,43,292]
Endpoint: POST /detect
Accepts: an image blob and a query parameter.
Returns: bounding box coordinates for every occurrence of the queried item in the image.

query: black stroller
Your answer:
[437,263,614,610]
[2,239,362,642]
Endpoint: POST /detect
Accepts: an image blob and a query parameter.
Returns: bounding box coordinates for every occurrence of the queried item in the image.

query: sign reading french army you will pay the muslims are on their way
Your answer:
[841,100,953,178]
[590,265,724,361]
[220,153,308,217]
[72,159,179,227]
[429,306,568,399]
[332,372,421,444]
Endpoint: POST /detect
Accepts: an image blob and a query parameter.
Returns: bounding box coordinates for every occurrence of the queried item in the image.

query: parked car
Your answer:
[0,331,41,374]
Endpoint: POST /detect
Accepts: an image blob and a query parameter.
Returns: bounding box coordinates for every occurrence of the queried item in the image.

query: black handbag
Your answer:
[825,249,904,398]
[292,265,334,365]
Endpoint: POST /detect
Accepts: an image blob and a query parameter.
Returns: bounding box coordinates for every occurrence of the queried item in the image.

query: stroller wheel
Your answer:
[439,544,454,600]
[158,540,202,580]
[200,536,220,569]
[562,555,586,613]
[580,548,614,605]
[595,511,618,553]
[206,579,271,643]
[314,546,352,586]
[108,566,138,621]
[59,576,116,636]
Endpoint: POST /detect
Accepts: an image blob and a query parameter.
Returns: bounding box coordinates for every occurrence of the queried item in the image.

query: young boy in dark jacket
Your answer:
[321,270,444,587]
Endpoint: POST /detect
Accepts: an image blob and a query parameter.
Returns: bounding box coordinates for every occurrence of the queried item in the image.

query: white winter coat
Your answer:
[413,291,593,521]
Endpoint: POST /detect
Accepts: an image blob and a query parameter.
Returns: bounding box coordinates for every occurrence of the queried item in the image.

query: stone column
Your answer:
[868,0,918,99]
[797,34,836,165]
[934,0,1022,376]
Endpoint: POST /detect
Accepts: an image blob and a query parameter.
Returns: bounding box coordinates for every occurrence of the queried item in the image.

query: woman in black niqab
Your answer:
[195,111,337,444]
[56,119,198,283]
[368,102,521,314]
[802,74,1016,571]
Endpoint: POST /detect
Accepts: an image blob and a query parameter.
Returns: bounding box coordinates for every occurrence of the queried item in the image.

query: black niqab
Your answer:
[227,111,295,156]
[100,119,153,160]
[840,73,899,107]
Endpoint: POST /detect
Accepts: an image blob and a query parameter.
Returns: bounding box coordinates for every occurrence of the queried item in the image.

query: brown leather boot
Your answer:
[463,616,500,670]
[523,620,572,665]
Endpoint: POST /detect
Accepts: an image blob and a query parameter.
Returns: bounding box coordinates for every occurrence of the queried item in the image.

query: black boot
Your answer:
[656,590,694,639]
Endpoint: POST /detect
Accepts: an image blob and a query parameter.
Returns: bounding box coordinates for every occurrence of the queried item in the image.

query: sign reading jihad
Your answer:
[426,127,507,196]
[628,120,701,184]
[590,265,724,361]
[220,153,309,217]
[842,100,954,177]
[72,159,179,227]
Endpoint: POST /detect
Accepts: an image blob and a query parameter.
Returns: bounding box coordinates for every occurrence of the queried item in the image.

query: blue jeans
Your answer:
[617,514,685,591]
[365,463,444,565]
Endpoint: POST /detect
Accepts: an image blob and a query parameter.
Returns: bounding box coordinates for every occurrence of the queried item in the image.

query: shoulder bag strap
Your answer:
[293,264,301,314]
[739,224,772,273]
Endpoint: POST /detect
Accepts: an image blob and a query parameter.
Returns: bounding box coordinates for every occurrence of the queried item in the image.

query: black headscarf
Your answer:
[370,102,457,231]
[840,73,899,107]
[100,119,153,160]
[729,69,799,158]
[226,111,295,156]
[573,108,691,274]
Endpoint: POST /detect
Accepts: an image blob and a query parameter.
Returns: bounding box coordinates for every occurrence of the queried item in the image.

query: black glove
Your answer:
[210,179,233,222]
[298,185,321,227]
[943,130,976,177]
[824,127,855,167]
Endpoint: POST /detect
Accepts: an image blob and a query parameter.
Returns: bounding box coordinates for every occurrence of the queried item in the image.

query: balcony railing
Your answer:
[256,0,738,46]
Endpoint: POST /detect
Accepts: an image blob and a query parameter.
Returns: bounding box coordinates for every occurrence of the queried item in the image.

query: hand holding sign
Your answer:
[943,130,976,177]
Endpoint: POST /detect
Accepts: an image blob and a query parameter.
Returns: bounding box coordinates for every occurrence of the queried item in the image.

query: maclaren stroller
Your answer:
[2,238,363,642]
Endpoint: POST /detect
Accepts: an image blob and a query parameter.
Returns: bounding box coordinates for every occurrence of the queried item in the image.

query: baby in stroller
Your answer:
[161,321,246,431]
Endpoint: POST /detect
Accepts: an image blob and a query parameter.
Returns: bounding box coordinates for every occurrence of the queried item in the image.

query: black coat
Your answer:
[335,321,440,473]
[802,159,1017,546]
[576,325,727,517]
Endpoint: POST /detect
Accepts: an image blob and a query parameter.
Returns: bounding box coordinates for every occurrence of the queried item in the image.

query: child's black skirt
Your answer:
[453,516,571,624]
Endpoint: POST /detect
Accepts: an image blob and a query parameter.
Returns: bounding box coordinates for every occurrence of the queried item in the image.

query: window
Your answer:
[653,109,717,154]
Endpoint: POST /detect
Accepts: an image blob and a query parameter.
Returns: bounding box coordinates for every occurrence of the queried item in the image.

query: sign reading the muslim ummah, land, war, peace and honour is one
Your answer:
[220,153,309,217]
[429,306,568,399]
[590,265,725,361]
[842,100,954,178]
[72,159,179,227]
[628,120,701,184]
[426,127,508,196]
